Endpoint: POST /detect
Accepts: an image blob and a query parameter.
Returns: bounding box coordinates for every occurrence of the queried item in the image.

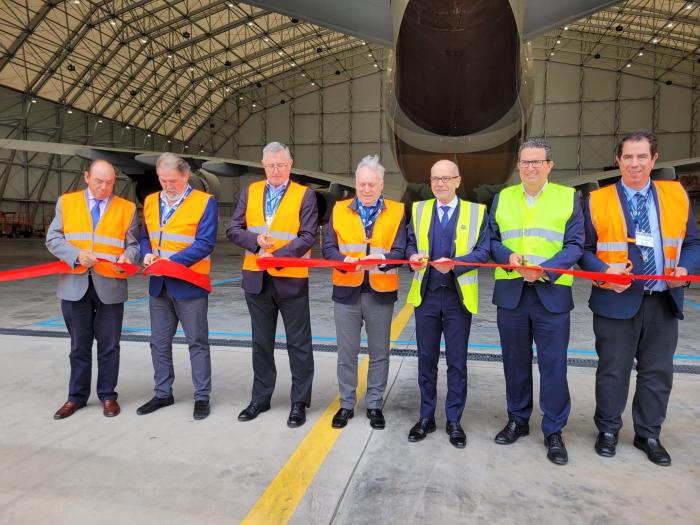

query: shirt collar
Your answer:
[160,184,191,207]
[87,189,108,204]
[437,196,458,210]
[521,180,548,199]
[621,179,651,199]
[351,195,385,212]
[266,179,288,194]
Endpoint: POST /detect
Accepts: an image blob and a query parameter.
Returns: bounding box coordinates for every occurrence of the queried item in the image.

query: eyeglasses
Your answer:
[518,160,550,168]
[430,176,460,185]
[263,162,289,170]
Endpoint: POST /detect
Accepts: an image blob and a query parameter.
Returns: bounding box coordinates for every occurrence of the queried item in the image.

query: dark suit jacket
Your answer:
[579,180,700,320]
[139,193,218,300]
[227,181,318,299]
[489,189,585,314]
[405,200,491,300]
[322,197,406,305]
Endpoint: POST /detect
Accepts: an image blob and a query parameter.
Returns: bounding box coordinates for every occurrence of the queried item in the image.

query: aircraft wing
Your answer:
[523,0,623,41]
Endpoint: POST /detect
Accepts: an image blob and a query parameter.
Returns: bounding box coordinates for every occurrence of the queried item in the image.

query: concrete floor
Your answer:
[0,238,699,524]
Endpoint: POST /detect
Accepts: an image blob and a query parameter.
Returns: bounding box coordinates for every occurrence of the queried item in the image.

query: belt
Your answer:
[524,281,535,287]
[643,289,667,296]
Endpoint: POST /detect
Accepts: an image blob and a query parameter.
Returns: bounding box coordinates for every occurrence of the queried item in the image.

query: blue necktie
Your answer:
[634,193,656,290]
[439,205,451,229]
[91,199,102,231]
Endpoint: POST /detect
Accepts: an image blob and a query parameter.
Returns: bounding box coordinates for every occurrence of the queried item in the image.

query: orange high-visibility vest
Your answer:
[331,198,404,292]
[242,180,310,278]
[143,189,213,276]
[589,181,689,286]
[61,191,136,279]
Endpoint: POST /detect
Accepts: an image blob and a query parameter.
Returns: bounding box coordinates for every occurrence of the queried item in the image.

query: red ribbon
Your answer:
[143,258,212,292]
[0,260,72,282]
[255,257,700,285]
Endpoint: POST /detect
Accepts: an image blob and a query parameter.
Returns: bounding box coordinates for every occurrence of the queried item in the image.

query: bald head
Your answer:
[84,159,116,201]
[429,159,461,204]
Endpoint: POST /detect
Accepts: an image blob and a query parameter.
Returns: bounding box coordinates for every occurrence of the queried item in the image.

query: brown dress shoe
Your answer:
[53,401,85,420]
[102,399,121,417]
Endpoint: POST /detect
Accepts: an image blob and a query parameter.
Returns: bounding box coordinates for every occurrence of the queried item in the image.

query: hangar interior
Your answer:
[1,0,700,231]
[0,2,699,525]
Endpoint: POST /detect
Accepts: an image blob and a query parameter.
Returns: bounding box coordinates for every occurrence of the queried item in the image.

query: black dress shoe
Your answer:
[332,408,354,428]
[408,418,436,442]
[633,436,671,466]
[237,401,271,422]
[366,408,385,429]
[594,432,618,457]
[544,432,568,465]
[136,395,174,415]
[446,421,467,449]
[495,420,529,445]
[287,402,306,428]
[193,400,210,420]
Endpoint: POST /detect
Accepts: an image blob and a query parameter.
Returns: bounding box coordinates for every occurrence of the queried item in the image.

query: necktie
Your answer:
[91,199,102,230]
[439,205,451,229]
[634,192,656,289]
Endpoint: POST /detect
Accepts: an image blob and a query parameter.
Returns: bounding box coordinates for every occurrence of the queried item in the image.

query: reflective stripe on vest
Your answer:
[242,180,310,279]
[589,181,689,282]
[331,198,404,292]
[406,199,485,314]
[61,191,136,279]
[143,189,212,276]
[494,183,575,286]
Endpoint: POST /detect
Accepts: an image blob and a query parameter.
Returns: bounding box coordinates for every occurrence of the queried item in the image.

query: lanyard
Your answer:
[160,186,192,227]
[357,195,383,232]
[265,183,286,223]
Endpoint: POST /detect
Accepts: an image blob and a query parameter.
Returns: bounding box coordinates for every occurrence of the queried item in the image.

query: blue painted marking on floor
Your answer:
[685,299,700,310]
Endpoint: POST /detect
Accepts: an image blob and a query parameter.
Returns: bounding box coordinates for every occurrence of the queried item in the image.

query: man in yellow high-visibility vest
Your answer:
[405,159,490,449]
[489,139,584,466]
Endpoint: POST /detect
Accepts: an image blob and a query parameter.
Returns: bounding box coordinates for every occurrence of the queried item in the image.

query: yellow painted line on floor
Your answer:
[241,302,415,525]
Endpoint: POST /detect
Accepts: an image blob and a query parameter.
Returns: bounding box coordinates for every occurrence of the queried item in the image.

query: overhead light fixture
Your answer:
[110,19,116,26]
[227,2,234,7]
[686,2,693,9]
[167,53,173,58]
[626,63,631,68]
[247,21,253,26]
[368,53,372,57]
[140,38,147,44]
[167,139,172,143]
[31,98,36,103]
[557,39,561,44]
[73,0,79,4]
[564,26,569,31]
[653,38,659,43]
[264,37,269,42]
[67,109,73,114]
[125,125,130,129]
[311,82,315,86]
[184,145,188,149]
[277,51,283,56]
[98,118,103,123]
[667,22,673,28]
[373,64,378,67]
[301,73,306,77]
[550,52,555,56]
[639,51,644,56]
[189,66,194,71]
[225,87,230,92]
[252,103,256,107]
[200,149,204,153]
[147,133,151,137]
[291,61,296,66]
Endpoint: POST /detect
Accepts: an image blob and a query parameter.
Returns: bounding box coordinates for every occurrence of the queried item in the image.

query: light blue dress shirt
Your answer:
[621,180,666,291]
[437,196,459,223]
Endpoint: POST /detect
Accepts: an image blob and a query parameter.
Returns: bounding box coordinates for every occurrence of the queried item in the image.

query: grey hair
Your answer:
[156,152,191,175]
[262,141,292,161]
[355,154,385,180]
[519,138,552,161]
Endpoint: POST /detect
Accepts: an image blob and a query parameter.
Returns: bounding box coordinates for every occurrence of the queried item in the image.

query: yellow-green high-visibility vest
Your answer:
[493,183,575,286]
[406,198,486,314]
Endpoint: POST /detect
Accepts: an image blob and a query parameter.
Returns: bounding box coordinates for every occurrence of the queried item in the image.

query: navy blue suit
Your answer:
[580,180,700,438]
[489,188,584,437]
[406,201,491,422]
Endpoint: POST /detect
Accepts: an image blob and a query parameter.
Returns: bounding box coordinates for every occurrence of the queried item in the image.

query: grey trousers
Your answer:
[334,294,394,410]
[149,292,212,401]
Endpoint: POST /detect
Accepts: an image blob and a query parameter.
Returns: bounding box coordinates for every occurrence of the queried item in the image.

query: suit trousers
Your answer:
[496,285,571,437]
[414,286,471,422]
[149,289,211,401]
[593,292,678,439]
[334,293,393,410]
[244,275,314,406]
[61,277,123,404]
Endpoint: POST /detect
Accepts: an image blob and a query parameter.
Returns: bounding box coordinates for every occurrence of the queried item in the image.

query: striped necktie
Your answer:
[634,192,656,290]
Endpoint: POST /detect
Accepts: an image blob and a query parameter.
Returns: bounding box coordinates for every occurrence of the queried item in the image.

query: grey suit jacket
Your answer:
[45,191,140,304]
